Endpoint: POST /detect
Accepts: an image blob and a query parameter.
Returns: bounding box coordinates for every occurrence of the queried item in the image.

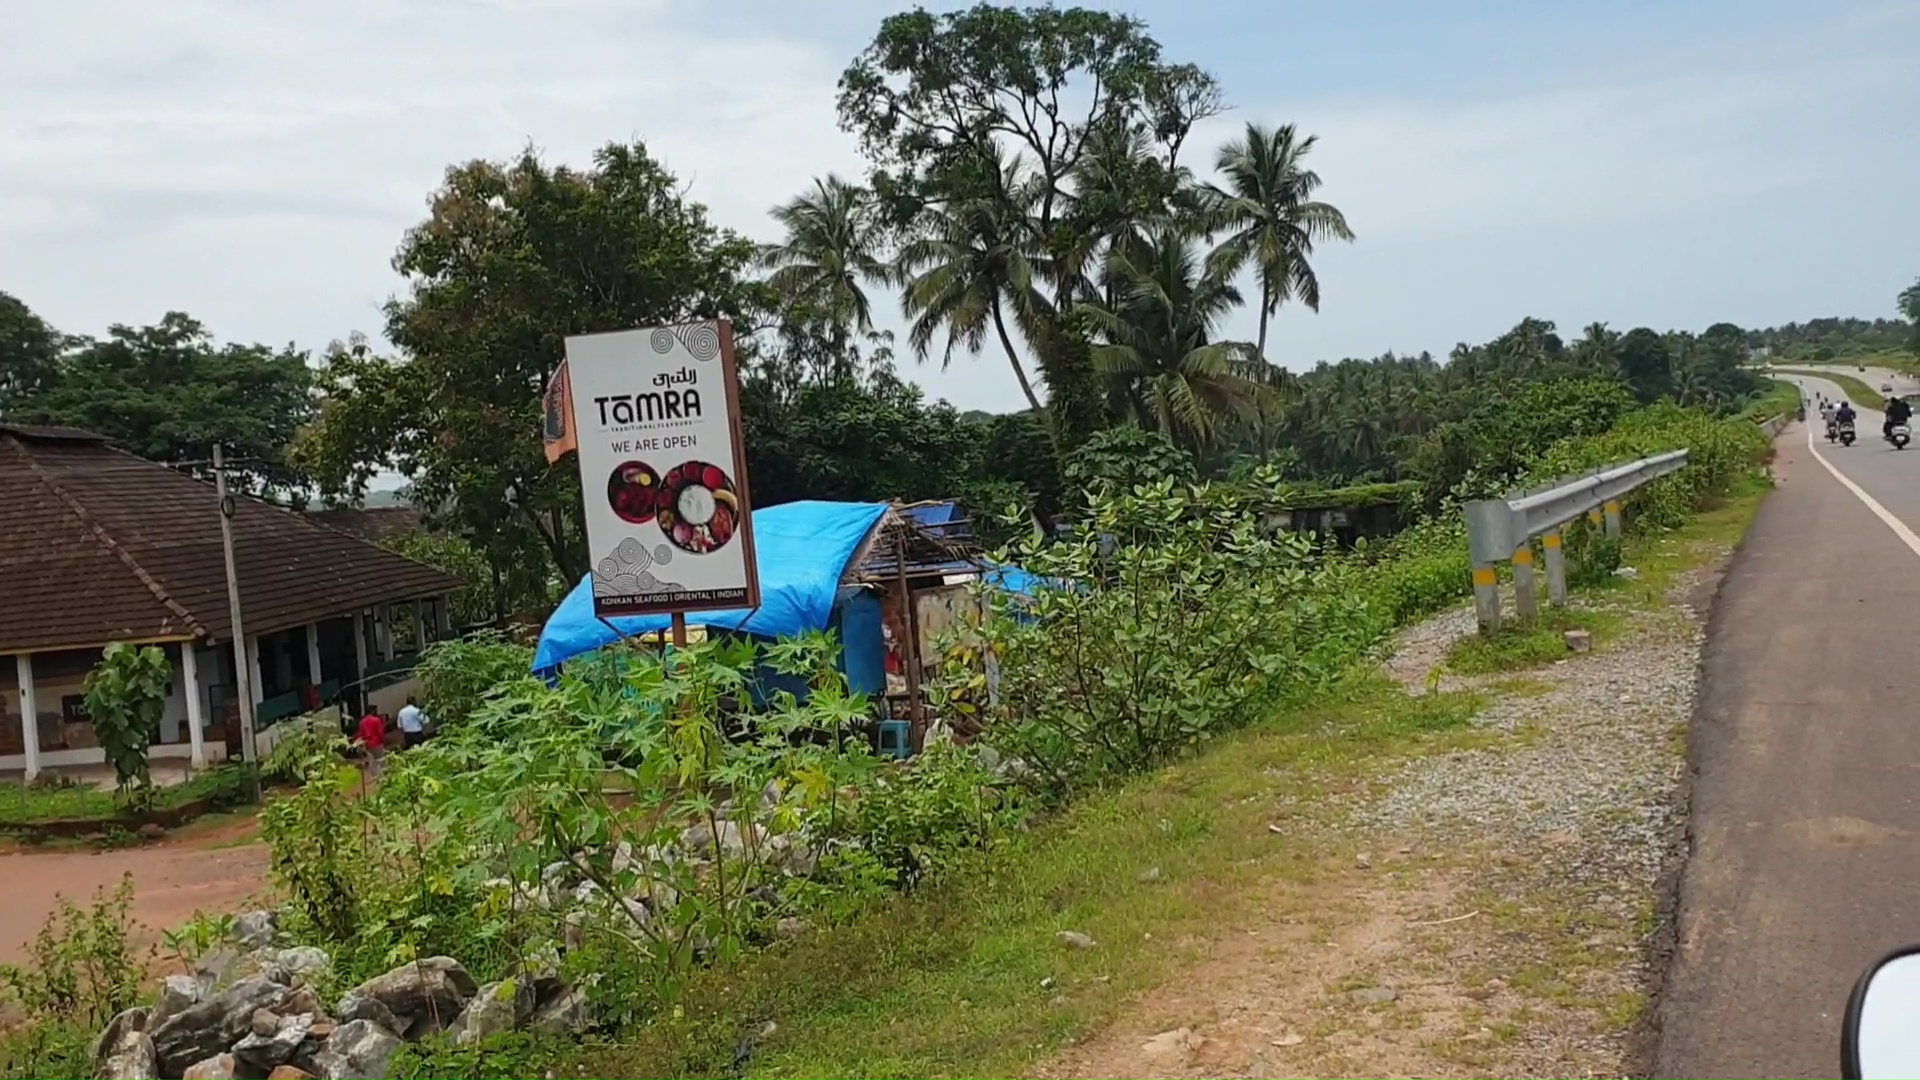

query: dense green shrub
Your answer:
[413,630,537,729]
[262,632,1021,1024]
[392,1031,573,1080]
[1413,378,1638,508]
[1528,404,1768,530]
[968,474,1378,801]
[1061,425,1198,502]
[1351,517,1473,632]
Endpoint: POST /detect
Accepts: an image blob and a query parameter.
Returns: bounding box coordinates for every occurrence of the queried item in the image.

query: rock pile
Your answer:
[89,911,587,1080]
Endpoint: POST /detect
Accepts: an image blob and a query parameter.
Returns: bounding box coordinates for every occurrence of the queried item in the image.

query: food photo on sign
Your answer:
[562,321,761,618]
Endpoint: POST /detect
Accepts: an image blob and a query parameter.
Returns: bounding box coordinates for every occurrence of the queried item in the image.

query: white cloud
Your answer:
[1,0,1915,421]
[1,0,861,340]
[1208,27,1918,370]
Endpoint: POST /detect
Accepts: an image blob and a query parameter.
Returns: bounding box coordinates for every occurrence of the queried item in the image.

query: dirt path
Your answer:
[0,815,269,965]
[1043,539,1736,1079]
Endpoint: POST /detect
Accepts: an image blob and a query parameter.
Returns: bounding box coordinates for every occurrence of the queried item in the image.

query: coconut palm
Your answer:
[1203,122,1354,366]
[1063,125,1202,300]
[894,154,1051,414]
[1078,228,1268,452]
[758,175,889,359]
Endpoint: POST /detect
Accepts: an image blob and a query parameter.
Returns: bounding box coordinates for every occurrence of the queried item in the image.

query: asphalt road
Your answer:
[1656,380,1920,1078]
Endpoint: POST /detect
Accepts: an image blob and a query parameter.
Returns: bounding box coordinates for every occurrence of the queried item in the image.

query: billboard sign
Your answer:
[563,321,760,617]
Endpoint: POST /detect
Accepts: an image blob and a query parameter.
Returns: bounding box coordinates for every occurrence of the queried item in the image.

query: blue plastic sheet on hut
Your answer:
[983,561,1043,597]
[533,500,889,675]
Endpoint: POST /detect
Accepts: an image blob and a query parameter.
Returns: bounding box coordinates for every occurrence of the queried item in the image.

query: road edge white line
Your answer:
[1801,410,1920,560]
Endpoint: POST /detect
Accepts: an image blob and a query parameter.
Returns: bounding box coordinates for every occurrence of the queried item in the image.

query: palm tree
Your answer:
[1077,228,1267,452]
[759,175,889,362]
[1900,279,1920,353]
[1571,321,1621,376]
[1064,125,1200,300]
[1203,122,1354,366]
[894,154,1051,415]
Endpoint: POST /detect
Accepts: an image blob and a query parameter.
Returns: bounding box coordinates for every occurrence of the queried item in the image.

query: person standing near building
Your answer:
[357,708,388,777]
[397,697,428,749]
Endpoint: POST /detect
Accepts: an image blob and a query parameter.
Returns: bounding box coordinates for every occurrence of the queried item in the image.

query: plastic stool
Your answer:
[877,719,912,759]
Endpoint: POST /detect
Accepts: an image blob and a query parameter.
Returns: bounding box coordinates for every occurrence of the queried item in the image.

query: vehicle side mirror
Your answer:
[1844,947,1920,1078]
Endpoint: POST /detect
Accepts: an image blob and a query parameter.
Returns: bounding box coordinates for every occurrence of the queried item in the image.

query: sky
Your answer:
[4,0,1918,418]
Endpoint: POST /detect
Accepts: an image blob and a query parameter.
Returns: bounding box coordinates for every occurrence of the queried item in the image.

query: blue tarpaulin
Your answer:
[534,500,889,674]
[903,501,959,526]
[984,562,1044,596]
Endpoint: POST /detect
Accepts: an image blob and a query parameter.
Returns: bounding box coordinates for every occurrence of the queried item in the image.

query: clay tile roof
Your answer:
[0,426,464,654]
[305,506,425,543]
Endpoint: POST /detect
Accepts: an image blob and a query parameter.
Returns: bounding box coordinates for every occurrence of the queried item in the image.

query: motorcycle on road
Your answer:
[1839,419,1857,446]
[1889,423,1911,450]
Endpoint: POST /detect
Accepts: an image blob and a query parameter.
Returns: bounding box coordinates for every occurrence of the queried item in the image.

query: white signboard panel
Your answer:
[563,321,760,617]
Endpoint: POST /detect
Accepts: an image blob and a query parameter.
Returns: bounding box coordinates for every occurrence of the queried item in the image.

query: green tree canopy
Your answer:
[5,308,313,495]
[1062,424,1197,501]
[294,141,759,590]
[838,2,1225,447]
[0,290,63,413]
[1615,327,1674,404]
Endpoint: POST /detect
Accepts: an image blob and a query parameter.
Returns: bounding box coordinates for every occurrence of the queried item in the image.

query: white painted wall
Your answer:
[366,674,423,719]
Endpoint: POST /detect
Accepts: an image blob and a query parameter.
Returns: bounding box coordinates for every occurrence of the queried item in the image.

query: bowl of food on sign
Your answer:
[657,460,739,553]
[607,461,662,524]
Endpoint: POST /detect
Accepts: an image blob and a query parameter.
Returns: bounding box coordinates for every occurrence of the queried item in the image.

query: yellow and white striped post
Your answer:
[1512,541,1539,621]
[1602,499,1624,539]
[1587,508,1604,529]
[1542,528,1569,606]
[1472,562,1502,633]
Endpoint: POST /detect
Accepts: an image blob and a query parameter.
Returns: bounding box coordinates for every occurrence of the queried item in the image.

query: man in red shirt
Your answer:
[357,710,388,776]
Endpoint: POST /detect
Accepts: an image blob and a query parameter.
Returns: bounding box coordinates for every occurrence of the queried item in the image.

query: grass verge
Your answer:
[0,765,250,828]
[557,681,1485,1080]
[1776,367,1890,409]
[1445,609,1619,675]
[1594,471,1773,612]
[1767,350,1917,376]
[1749,378,1801,421]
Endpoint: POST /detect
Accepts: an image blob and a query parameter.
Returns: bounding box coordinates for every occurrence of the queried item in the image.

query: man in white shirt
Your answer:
[397,697,428,748]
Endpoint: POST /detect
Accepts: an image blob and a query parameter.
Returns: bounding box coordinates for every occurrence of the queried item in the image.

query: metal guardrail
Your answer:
[1462,449,1690,633]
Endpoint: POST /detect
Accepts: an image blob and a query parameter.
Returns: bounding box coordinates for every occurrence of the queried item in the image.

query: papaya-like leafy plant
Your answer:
[81,642,172,800]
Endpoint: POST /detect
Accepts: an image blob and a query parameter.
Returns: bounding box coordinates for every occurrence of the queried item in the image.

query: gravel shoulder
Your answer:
[1044,524,1749,1079]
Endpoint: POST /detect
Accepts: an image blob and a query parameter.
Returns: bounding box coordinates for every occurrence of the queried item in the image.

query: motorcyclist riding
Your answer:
[1836,400,1858,427]
[1884,395,1912,439]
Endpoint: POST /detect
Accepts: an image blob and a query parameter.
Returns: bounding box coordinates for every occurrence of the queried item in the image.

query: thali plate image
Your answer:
[657,460,740,553]
[606,461,662,524]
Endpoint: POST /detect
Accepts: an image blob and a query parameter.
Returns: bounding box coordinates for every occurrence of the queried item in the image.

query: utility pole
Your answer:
[214,443,262,802]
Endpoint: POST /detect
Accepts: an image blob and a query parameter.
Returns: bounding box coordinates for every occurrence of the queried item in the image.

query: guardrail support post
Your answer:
[1512,542,1539,621]
[1602,500,1623,539]
[1542,529,1568,606]
[1472,562,1502,634]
